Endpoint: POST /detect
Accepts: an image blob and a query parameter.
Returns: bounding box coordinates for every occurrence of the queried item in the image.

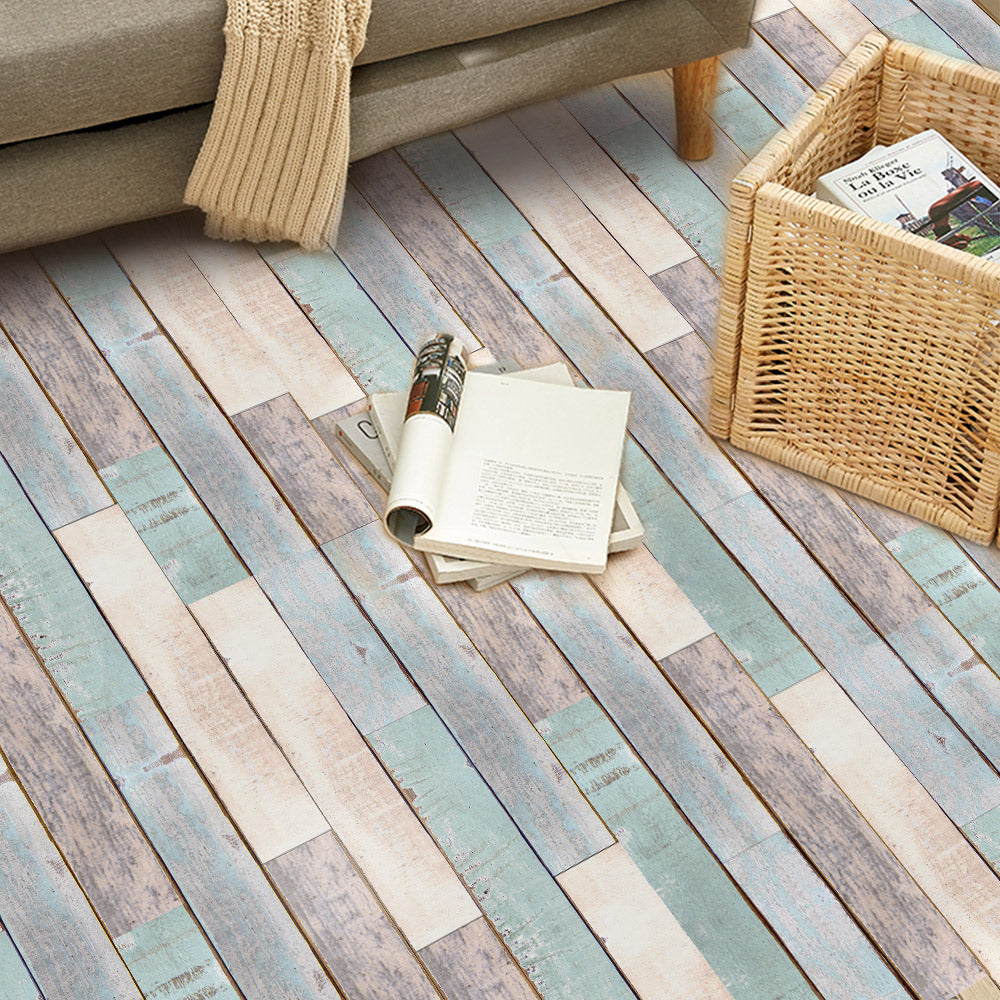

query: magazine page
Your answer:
[384,334,468,546]
[413,374,630,573]
[816,130,1000,260]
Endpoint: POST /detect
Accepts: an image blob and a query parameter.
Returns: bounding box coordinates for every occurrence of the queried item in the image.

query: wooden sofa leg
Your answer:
[674,55,719,160]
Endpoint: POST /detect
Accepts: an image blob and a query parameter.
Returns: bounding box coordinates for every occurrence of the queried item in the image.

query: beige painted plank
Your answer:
[962,979,1000,1000]
[180,219,364,419]
[456,115,692,352]
[754,0,795,19]
[557,844,735,1000]
[774,671,1000,979]
[593,545,713,660]
[189,576,482,951]
[104,218,286,416]
[54,505,330,864]
[508,100,694,276]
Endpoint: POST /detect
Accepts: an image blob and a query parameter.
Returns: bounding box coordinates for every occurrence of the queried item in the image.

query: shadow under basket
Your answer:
[710,32,1000,543]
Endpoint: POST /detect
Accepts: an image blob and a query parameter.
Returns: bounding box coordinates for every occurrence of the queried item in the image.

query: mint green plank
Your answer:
[371,706,637,1000]
[100,446,248,605]
[0,924,41,1000]
[257,547,425,737]
[115,906,239,1000]
[261,243,415,395]
[516,573,905,1000]
[89,695,341,1000]
[0,455,147,719]
[708,490,1000,828]
[558,88,728,270]
[540,697,820,1000]
[0,330,110,530]
[620,442,820,698]
[326,522,612,876]
[0,771,143,1000]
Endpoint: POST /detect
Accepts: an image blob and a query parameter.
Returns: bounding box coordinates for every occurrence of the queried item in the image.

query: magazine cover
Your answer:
[815,130,1000,261]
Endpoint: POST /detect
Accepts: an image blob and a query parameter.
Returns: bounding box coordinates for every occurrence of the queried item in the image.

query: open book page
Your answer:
[815,130,1000,260]
[413,373,630,573]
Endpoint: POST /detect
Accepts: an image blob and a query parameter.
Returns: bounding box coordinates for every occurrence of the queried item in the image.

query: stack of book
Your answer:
[814,128,1000,261]
[335,333,644,590]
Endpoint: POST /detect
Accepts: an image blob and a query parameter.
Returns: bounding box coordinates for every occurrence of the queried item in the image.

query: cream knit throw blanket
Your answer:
[185,0,371,250]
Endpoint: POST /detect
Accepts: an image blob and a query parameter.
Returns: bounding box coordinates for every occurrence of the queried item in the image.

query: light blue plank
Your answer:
[963,805,1000,866]
[910,0,1000,66]
[326,522,612,875]
[540,697,818,1000]
[714,65,784,158]
[260,243,414,394]
[256,547,426,737]
[90,695,341,1000]
[516,573,907,1000]
[0,455,147,720]
[371,706,638,1000]
[0,923,42,1000]
[559,88,729,270]
[881,10,976,57]
[0,331,110,530]
[721,31,816,126]
[100,446,248,605]
[0,770,142,1000]
[114,905,240,1000]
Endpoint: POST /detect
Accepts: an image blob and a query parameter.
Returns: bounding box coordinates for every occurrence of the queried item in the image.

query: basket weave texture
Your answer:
[711,33,1000,542]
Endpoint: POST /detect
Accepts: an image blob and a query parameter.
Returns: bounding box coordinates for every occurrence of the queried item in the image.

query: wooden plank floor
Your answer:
[2,2,1000,997]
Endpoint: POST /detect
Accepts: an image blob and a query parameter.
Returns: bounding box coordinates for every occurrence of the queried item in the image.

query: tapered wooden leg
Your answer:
[674,55,719,161]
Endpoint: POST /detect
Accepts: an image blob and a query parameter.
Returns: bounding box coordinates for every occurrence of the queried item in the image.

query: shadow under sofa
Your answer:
[0,0,754,253]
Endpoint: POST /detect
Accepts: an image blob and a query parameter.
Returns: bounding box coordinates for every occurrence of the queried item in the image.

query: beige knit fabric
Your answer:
[185,0,370,250]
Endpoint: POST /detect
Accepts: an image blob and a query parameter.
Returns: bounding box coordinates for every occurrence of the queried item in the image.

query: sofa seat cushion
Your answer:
[0,0,627,145]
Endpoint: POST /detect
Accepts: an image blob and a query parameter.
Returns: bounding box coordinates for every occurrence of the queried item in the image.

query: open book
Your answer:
[375,335,631,574]
[814,129,1000,261]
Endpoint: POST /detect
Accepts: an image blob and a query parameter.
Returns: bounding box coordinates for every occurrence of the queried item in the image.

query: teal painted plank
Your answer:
[326,522,612,876]
[540,697,819,1000]
[89,695,341,1000]
[559,88,728,270]
[0,769,142,1000]
[708,490,1000,828]
[0,924,42,1000]
[115,906,240,1000]
[100,446,248,605]
[516,573,907,1000]
[257,547,425,737]
[0,455,147,720]
[620,441,821,698]
[261,242,414,394]
[0,330,110,530]
[371,706,638,1000]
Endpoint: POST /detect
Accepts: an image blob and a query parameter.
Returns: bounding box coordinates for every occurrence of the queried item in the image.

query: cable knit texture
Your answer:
[185,0,370,249]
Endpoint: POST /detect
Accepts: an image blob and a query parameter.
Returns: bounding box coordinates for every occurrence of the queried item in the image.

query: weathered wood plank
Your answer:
[456,115,692,351]
[55,504,331,865]
[177,215,364,419]
[791,0,878,53]
[371,706,639,1000]
[99,445,248,606]
[326,522,614,876]
[0,924,41,1000]
[349,150,564,371]
[517,572,920,1000]
[961,980,1000,1000]
[755,8,848,87]
[710,65,783,159]
[506,100,695,275]
[267,833,443,1000]
[721,30,816,126]
[0,250,155,469]
[909,0,1000,64]
[189,576,481,951]
[231,394,374,545]
[419,918,542,1000]
[540,696,816,1000]
[0,325,109,530]
[774,671,1000,981]
[100,220,288,416]
[0,764,144,1000]
[663,633,987,998]
[557,845,736,1000]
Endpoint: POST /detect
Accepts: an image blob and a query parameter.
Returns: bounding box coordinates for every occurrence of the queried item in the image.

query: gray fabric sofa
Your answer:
[0,0,754,252]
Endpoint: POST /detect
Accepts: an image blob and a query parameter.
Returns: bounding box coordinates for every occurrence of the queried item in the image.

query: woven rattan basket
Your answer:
[710,33,1000,542]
